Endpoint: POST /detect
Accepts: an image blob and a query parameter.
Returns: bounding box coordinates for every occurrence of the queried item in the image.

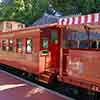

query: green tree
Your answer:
[0,0,48,25]
[0,0,99,25]
[50,0,97,15]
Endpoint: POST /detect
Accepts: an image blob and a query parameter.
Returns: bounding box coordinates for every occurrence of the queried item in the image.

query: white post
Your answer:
[96,40,99,48]
[77,40,80,48]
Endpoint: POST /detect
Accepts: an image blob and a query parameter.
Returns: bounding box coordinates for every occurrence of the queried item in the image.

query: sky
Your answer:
[0,0,11,4]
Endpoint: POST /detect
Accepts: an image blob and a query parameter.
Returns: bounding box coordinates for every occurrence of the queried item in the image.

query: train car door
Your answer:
[39,32,50,73]
[39,30,60,73]
[50,30,59,72]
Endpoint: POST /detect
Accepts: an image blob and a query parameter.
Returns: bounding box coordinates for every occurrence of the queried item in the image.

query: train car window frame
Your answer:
[18,24,24,29]
[0,24,3,31]
[8,40,14,51]
[41,37,48,49]
[79,40,89,48]
[2,39,8,51]
[26,38,32,54]
[91,40,97,48]
[16,39,23,53]
[63,40,78,48]
[51,30,58,44]
[98,40,100,48]
[6,23,12,30]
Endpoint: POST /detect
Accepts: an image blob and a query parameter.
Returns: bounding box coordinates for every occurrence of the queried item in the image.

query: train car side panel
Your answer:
[62,49,100,92]
[0,29,41,74]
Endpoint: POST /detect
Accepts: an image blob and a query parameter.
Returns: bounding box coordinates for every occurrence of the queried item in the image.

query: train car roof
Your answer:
[0,23,57,34]
[58,13,100,33]
[0,23,57,39]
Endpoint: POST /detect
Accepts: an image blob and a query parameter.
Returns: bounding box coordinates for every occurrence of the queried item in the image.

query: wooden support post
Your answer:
[84,25,90,48]
[59,26,64,79]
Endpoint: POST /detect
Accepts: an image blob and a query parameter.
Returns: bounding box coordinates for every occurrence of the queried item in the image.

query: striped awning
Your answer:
[58,13,100,25]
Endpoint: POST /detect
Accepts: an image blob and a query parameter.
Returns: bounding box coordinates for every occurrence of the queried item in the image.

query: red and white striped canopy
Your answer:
[58,13,100,25]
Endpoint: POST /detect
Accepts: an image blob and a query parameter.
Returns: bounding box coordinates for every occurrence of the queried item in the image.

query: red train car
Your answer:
[0,13,100,98]
[0,23,60,80]
[58,13,100,94]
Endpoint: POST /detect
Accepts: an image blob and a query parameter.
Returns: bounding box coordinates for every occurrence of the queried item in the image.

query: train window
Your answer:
[9,40,14,51]
[91,41,97,48]
[2,40,7,51]
[6,23,12,30]
[42,37,48,49]
[79,40,89,48]
[63,40,77,48]
[17,39,23,52]
[26,38,32,53]
[0,24,3,31]
[18,24,23,29]
[51,31,58,43]
[98,41,100,48]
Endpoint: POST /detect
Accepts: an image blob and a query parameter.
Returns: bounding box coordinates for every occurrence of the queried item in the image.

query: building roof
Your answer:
[32,14,60,26]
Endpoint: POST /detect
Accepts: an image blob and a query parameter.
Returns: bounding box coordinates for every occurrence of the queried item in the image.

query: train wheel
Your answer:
[64,85,79,99]
[20,71,28,79]
[87,91,100,100]
[27,73,39,82]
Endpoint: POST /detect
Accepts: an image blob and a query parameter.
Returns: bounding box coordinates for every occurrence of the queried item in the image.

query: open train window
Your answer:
[6,23,12,30]
[41,37,48,49]
[17,39,23,52]
[91,40,100,48]
[63,40,77,48]
[51,31,58,44]
[40,37,48,55]
[2,40,7,51]
[91,41,97,48]
[0,24,3,31]
[79,40,89,48]
[9,40,14,51]
[98,41,100,48]
[26,38,32,53]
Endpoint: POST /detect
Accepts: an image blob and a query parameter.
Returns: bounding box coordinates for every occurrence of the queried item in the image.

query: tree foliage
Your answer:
[0,0,48,25]
[0,0,100,25]
[50,0,97,15]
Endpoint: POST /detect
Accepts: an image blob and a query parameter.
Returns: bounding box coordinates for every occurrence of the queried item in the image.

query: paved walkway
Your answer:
[0,70,73,100]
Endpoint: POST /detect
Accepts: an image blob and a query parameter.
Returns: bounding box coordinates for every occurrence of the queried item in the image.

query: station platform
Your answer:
[0,70,73,100]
